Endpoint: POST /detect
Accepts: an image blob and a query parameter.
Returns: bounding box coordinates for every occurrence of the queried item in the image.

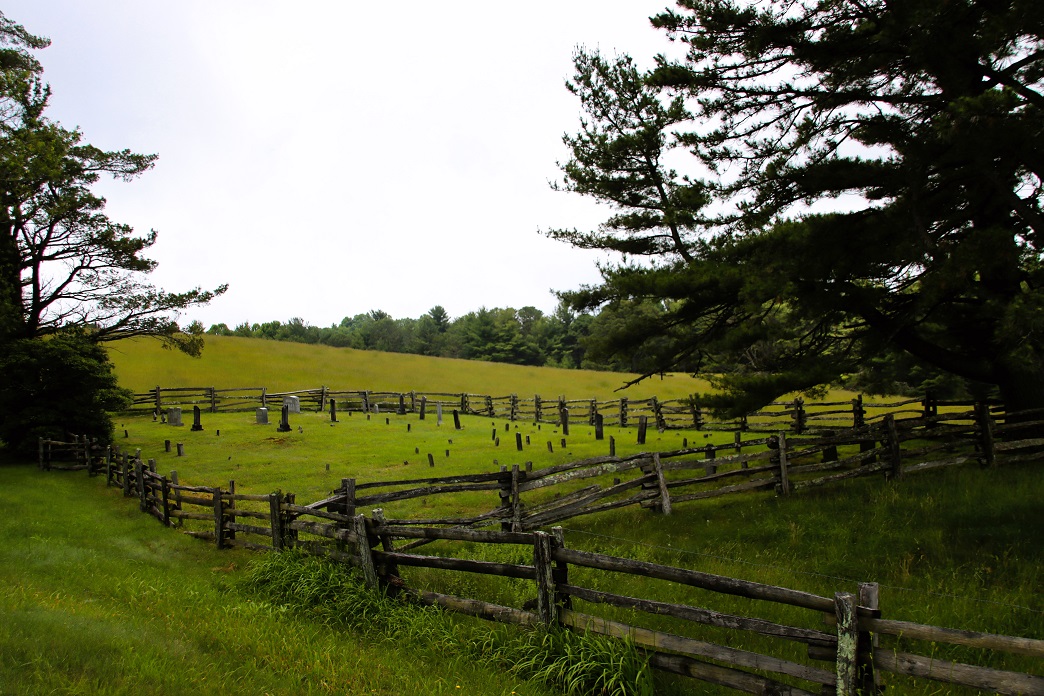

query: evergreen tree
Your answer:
[0,11,225,353]
[552,0,1044,413]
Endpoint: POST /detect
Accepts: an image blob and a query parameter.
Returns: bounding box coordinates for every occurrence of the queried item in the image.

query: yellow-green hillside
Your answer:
[105,335,714,400]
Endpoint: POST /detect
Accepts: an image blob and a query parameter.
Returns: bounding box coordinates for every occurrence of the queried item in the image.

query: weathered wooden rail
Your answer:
[42,401,1043,694]
[97,463,1044,695]
[128,385,973,434]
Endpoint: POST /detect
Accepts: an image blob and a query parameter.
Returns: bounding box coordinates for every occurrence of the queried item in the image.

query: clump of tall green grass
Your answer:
[243,550,656,696]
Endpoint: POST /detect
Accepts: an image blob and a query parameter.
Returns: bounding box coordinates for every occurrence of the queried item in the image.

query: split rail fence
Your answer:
[129,385,945,433]
[48,400,1044,694]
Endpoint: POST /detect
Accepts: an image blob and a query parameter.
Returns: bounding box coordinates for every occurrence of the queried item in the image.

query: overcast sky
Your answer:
[6,1,678,329]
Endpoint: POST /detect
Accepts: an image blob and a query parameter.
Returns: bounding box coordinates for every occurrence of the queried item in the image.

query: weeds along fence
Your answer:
[51,401,1044,694]
[129,385,958,434]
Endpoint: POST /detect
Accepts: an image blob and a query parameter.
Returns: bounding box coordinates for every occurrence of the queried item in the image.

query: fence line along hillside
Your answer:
[46,399,1044,695]
[129,385,969,434]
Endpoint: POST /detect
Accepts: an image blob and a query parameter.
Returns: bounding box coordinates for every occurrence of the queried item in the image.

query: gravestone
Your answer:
[167,407,183,427]
[277,404,292,432]
[283,395,301,414]
[191,405,204,431]
[419,397,427,420]
[256,407,269,425]
[330,399,337,422]
[436,402,443,426]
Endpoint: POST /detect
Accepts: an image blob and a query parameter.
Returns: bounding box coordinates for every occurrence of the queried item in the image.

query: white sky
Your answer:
[6,1,677,329]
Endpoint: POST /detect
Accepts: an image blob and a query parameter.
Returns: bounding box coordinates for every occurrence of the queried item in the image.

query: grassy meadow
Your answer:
[3,335,1040,694]
[104,335,715,399]
[0,461,558,695]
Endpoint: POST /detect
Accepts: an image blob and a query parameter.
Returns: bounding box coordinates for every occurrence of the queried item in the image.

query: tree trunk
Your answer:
[0,220,25,342]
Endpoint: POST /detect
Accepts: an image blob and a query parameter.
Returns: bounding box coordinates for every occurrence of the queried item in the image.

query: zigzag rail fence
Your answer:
[39,400,1044,695]
[127,385,940,434]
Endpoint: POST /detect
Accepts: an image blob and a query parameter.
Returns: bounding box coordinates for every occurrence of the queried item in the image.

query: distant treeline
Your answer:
[207,303,610,371]
[206,302,984,400]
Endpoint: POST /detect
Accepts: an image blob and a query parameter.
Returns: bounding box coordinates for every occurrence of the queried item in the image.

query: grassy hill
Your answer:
[104,335,714,399]
[11,335,1036,694]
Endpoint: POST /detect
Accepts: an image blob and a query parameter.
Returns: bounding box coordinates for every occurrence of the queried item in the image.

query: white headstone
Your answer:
[256,407,269,425]
[283,395,301,414]
[167,407,183,427]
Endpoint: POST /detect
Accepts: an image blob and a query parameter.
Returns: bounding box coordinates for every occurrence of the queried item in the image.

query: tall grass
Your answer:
[245,550,656,696]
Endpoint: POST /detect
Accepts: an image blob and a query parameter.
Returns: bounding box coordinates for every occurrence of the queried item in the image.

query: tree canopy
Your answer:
[550,0,1044,412]
[0,11,226,354]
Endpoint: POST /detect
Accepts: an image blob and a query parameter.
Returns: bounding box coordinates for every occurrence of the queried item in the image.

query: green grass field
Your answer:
[0,461,559,695]
[3,335,1039,694]
[104,335,716,400]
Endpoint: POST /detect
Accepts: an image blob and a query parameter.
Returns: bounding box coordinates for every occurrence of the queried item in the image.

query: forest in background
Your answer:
[203,300,976,401]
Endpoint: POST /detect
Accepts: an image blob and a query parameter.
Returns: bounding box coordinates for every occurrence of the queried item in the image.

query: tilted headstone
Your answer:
[256,407,269,425]
[283,395,301,414]
[167,407,183,427]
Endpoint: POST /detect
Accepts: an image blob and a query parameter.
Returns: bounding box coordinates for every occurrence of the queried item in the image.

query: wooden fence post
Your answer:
[533,531,558,627]
[884,415,902,480]
[560,407,570,437]
[619,397,628,428]
[923,390,938,420]
[342,478,357,518]
[269,490,284,550]
[835,592,859,696]
[352,514,378,588]
[119,454,130,496]
[772,433,791,496]
[975,401,996,468]
[652,396,665,430]
[212,486,225,549]
[858,582,881,694]
[551,526,571,610]
[161,475,171,527]
[209,386,217,413]
[692,402,704,430]
[510,464,523,532]
[534,394,542,423]
[226,480,237,544]
[154,385,162,414]
[135,459,147,511]
[169,471,182,526]
[652,452,672,515]
[637,415,648,445]
[371,508,399,590]
[852,394,865,428]
[510,394,518,421]
[792,397,806,434]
